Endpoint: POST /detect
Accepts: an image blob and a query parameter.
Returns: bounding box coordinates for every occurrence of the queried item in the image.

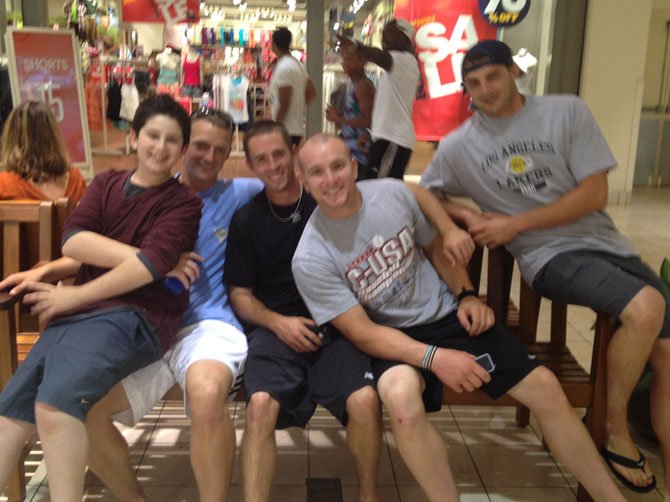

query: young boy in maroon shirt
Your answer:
[0,94,202,500]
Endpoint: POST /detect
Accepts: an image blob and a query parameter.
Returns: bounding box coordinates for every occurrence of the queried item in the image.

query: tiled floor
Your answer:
[4,128,670,501]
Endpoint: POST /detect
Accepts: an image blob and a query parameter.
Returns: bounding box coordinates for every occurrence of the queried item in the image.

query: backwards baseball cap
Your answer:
[393,18,415,44]
[461,40,514,79]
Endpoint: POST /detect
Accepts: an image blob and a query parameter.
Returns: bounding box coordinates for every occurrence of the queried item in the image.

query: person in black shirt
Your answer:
[225,121,382,502]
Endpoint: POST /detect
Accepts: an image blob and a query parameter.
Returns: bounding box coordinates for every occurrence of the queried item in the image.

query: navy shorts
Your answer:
[532,250,670,338]
[0,308,160,423]
[243,326,375,429]
[373,313,541,413]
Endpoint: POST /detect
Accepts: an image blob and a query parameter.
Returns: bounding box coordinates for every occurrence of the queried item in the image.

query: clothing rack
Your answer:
[88,58,146,156]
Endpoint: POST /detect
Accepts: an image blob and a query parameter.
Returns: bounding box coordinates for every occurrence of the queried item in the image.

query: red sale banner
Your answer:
[121,0,200,24]
[394,0,498,140]
[6,29,92,168]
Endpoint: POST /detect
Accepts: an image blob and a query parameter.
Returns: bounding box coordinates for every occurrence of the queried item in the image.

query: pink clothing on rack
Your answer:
[183,57,201,86]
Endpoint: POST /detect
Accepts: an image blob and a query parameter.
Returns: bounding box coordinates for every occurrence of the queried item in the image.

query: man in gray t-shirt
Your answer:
[421,39,670,494]
[292,133,624,502]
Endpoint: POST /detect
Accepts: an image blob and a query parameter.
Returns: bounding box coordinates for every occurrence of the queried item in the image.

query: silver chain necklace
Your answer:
[267,187,303,223]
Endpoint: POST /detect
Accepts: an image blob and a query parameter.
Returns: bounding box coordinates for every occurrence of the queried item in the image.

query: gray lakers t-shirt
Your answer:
[421,94,636,283]
[292,179,458,328]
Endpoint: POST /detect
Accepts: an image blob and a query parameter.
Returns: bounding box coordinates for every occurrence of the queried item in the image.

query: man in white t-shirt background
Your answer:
[338,18,420,180]
[269,27,317,146]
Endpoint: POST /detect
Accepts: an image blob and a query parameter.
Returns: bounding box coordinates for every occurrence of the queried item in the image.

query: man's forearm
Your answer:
[275,86,292,125]
[440,199,481,228]
[423,237,474,295]
[229,287,283,332]
[41,256,82,283]
[63,231,139,268]
[357,45,391,70]
[512,172,608,233]
[406,183,459,235]
[332,307,428,366]
[275,106,288,125]
[76,254,154,305]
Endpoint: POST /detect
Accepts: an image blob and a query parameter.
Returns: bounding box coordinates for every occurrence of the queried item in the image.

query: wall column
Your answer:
[580,0,653,203]
[21,0,48,26]
[305,0,324,137]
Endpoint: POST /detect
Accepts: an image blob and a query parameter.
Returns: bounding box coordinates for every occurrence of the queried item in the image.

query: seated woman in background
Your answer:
[0,101,87,205]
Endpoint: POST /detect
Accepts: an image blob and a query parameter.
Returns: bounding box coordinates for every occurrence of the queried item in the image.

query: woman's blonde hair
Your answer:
[0,101,70,183]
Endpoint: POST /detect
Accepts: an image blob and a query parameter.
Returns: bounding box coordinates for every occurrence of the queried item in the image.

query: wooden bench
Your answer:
[163,246,612,501]
[0,199,71,502]
[1,233,613,502]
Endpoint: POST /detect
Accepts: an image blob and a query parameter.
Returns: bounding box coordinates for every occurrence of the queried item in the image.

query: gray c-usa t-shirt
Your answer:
[292,179,458,328]
[421,94,636,283]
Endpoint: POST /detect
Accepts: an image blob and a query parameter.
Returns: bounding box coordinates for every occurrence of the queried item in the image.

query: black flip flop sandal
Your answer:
[601,446,657,493]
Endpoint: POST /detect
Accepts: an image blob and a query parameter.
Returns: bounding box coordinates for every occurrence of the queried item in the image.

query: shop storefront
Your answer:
[0,0,654,196]
[2,0,559,148]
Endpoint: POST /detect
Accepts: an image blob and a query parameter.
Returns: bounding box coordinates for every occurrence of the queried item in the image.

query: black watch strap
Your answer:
[457,288,478,303]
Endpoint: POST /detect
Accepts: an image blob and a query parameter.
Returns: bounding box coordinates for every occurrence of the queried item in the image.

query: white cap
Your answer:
[394,18,415,44]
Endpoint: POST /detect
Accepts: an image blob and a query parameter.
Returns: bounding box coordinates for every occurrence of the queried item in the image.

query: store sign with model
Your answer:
[394,0,498,140]
[4,28,92,168]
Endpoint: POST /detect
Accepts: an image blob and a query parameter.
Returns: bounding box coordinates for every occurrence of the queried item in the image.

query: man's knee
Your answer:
[35,402,76,435]
[187,382,232,425]
[521,366,561,394]
[245,392,280,431]
[185,362,234,423]
[513,366,567,409]
[377,369,426,426]
[346,385,380,421]
[620,286,666,337]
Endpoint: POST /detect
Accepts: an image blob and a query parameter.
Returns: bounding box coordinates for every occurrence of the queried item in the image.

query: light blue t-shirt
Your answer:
[181,177,263,329]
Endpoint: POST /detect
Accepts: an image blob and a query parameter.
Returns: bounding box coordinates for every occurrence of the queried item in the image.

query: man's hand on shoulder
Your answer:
[430,348,491,393]
[272,315,323,353]
[457,296,494,336]
[23,281,86,325]
[469,212,520,248]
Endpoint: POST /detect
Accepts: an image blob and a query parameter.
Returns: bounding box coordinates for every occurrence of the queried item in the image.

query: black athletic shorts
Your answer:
[373,313,541,413]
[243,326,375,428]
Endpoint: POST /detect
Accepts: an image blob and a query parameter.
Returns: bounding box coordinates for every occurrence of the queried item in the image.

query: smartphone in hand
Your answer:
[474,353,495,373]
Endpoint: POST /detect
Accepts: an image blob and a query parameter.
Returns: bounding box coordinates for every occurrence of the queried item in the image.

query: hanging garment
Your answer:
[106,79,122,121]
[119,83,140,122]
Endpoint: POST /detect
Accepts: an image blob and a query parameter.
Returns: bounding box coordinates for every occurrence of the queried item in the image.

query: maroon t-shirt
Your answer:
[62,170,202,352]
